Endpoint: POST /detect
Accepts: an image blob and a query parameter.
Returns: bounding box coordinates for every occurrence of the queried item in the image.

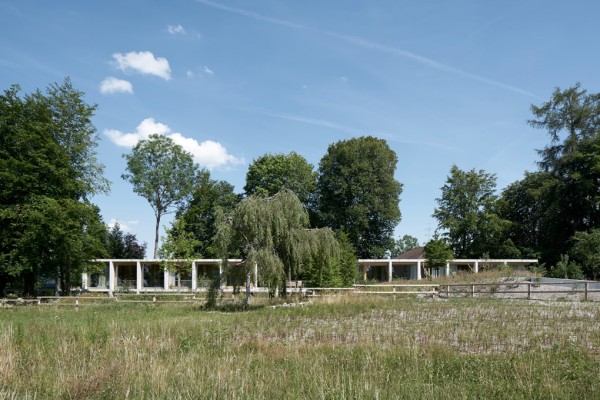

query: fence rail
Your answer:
[2,280,599,306]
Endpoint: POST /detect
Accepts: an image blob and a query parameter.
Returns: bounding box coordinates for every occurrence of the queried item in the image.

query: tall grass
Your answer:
[1,297,599,399]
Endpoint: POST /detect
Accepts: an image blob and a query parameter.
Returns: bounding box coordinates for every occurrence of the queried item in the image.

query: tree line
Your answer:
[429,84,600,280]
[2,79,600,296]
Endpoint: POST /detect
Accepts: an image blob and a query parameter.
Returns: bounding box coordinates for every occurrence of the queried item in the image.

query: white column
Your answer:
[191,262,197,291]
[253,262,258,288]
[163,266,169,290]
[108,261,115,293]
[445,262,450,276]
[81,272,88,290]
[388,260,393,282]
[136,261,142,293]
[416,261,422,280]
[474,261,479,274]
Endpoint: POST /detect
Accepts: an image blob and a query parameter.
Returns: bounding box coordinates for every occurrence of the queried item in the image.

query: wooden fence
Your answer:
[2,281,599,307]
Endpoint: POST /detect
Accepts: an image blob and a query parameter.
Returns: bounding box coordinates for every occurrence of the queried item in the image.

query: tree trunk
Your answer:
[22,271,36,297]
[154,213,161,259]
[0,273,7,298]
[245,269,251,305]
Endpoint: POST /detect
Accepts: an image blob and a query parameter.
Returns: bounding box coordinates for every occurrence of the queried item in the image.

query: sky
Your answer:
[2,0,599,257]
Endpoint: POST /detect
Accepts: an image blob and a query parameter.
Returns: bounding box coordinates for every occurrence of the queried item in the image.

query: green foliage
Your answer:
[392,234,420,257]
[159,218,202,277]
[214,190,351,304]
[105,222,146,259]
[549,254,583,280]
[499,171,555,259]
[496,238,522,259]
[521,84,600,266]
[317,136,402,258]
[337,232,358,286]
[424,235,453,278]
[0,80,108,295]
[175,170,241,258]
[244,152,317,215]
[433,165,509,258]
[569,229,600,280]
[122,134,197,258]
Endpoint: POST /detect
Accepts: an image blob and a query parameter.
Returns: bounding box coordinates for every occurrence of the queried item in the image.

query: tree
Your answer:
[244,152,317,211]
[423,235,453,279]
[569,229,600,280]
[122,233,147,259]
[392,234,420,257]
[433,165,508,258]
[105,222,146,259]
[317,136,402,258]
[214,189,345,305]
[524,84,600,264]
[548,254,583,280]
[159,218,202,288]
[40,78,110,199]
[0,81,108,295]
[122,134,197,258]
[499,171,558,259]
[174,170,241,258]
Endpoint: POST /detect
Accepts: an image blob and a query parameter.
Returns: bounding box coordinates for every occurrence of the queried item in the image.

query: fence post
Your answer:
[446,285,449,298]
[75,299,79,311]
[527,282,531,300]
[585,282,589,301]
[471,284,475,298]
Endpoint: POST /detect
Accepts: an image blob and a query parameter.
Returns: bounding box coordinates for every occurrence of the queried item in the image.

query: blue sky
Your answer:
[2,0,599,256]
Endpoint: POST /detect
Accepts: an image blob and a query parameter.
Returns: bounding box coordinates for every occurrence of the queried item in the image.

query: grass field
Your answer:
[1,267,600,399]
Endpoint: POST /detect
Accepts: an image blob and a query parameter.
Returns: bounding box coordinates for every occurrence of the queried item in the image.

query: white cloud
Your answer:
[104,118,244,170]
[202,65,214,75]
[99,76,133,94]
[112,51,172,80]
[167,24,186,34]
[107,218,139,232]
[186,70,194,78]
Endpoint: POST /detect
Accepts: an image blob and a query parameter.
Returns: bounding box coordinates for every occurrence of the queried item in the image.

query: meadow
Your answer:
[1,287,600,399]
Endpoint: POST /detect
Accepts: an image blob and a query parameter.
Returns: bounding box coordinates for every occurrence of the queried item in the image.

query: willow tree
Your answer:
[213,189,344,305]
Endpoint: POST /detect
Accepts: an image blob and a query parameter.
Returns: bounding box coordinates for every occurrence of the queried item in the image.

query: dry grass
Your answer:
[1,293,599,398]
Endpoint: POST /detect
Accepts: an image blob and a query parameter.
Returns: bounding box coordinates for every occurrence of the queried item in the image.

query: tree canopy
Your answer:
[172,170,241,258]
[500,84,600,271]
[244,152,317,209]
[0,80,108,295]
[317,136,402,258]
[105,222,146,259]
[213,189,354,305]
[392,234,420,257]
[433,165,508,258]
[424,235,454,278]
[122,134,197,258]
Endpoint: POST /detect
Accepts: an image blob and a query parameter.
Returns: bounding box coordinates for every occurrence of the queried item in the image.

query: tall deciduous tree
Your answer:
[122,134,197,258]
[433,165,508,258]
[317,136,402,258]
[174,170,241,258]
[244,152,317,216]
[0,80,108,295]
[499,171,557,259]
